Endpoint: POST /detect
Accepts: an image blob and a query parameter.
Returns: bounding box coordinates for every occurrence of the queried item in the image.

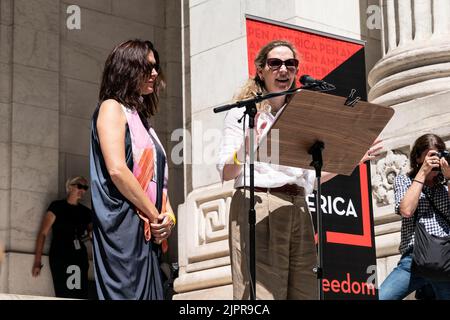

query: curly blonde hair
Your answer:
[234,40,298,112]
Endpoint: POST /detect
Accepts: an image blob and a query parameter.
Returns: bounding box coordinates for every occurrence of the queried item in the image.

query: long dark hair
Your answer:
[408,133,446,178]
[99,39,165,117]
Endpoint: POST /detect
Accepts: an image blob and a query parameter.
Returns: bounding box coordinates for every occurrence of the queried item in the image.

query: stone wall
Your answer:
[0,0,183,296]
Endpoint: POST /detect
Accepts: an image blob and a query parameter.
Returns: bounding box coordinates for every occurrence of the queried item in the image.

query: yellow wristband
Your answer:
[233,151,243,165]
[167,212,176,226]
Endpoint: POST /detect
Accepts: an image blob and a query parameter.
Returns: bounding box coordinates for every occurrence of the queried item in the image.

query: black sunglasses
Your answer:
[72,183,89,191]
[151,64,160,73]
[266,58,299,70]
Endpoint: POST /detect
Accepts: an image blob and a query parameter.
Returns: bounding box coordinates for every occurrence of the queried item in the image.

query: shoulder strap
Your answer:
[423,190,450,225]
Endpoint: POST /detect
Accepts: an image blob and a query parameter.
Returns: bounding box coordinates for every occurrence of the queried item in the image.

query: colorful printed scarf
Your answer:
[122,106,169,252]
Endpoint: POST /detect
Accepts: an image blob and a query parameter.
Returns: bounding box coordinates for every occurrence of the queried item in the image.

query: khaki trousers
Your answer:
[229,189,318,300]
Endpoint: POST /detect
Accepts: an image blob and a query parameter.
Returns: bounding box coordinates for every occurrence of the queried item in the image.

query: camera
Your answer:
[432,150,450,171]
[435,150,450,160]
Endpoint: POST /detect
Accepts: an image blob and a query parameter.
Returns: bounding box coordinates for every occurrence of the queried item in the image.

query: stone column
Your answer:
[368,0,450,292]
[0,0,60,296]
[0,0,13,286]
[369,0,450,107]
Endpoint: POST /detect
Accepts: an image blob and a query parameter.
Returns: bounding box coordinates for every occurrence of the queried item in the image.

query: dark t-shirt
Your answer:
[47,200,92,257]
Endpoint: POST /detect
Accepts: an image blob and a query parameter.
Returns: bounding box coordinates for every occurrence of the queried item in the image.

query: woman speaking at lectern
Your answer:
[217,39,379,300]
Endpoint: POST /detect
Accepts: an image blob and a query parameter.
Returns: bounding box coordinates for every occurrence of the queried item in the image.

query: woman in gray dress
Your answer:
[90,39,176,300]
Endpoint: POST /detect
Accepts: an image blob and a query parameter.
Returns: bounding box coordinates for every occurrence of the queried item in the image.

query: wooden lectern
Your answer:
[258,89,395,299]
[260,90,394,175]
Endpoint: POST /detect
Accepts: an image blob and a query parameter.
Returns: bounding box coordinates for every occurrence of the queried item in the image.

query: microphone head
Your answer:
[299,75,336,92]
[299,74,315,85]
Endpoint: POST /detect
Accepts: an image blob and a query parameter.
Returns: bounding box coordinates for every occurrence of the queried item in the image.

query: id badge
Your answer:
[74,239,81,250]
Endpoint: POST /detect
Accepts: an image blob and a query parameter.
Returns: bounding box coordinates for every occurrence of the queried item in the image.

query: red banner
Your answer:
[246,18,363,85]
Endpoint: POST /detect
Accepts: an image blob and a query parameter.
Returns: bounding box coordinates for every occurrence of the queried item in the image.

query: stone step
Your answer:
[0,293,69,300]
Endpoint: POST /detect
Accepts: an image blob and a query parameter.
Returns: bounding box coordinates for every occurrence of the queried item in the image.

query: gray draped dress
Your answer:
[89,105,164,300]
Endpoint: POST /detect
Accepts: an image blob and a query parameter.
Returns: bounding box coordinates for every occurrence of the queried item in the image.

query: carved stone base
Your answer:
[174,181,235,296]
[173,284,232,300]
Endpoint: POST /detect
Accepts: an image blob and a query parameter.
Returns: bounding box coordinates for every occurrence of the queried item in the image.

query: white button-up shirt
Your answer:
[217,105,316,195]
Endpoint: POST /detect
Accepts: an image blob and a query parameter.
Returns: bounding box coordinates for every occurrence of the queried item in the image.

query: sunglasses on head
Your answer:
[72,183,89,191]
[266,58,299,70]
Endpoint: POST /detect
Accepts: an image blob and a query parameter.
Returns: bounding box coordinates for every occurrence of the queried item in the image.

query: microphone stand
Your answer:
[309,141,325,300]
[214,87,301,300]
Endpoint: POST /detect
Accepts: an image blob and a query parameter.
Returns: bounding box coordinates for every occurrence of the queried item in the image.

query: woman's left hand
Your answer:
[440,157,450,179]
[360,139,384,163]
[150,212,174,244]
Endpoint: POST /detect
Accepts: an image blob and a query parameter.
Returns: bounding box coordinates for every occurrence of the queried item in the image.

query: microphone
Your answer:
[300,75,326,86]
[299,74,335,91]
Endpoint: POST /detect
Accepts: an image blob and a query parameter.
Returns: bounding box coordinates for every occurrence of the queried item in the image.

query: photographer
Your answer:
[379,134,450,300]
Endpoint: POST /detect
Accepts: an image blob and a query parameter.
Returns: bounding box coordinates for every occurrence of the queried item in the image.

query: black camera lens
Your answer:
[432,150,450,171]
[436,150,450,159]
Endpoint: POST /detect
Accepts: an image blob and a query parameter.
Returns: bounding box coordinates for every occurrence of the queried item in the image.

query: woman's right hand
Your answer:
[31,262,42,277]
[419,150,441,175]
[150,213,173,244]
